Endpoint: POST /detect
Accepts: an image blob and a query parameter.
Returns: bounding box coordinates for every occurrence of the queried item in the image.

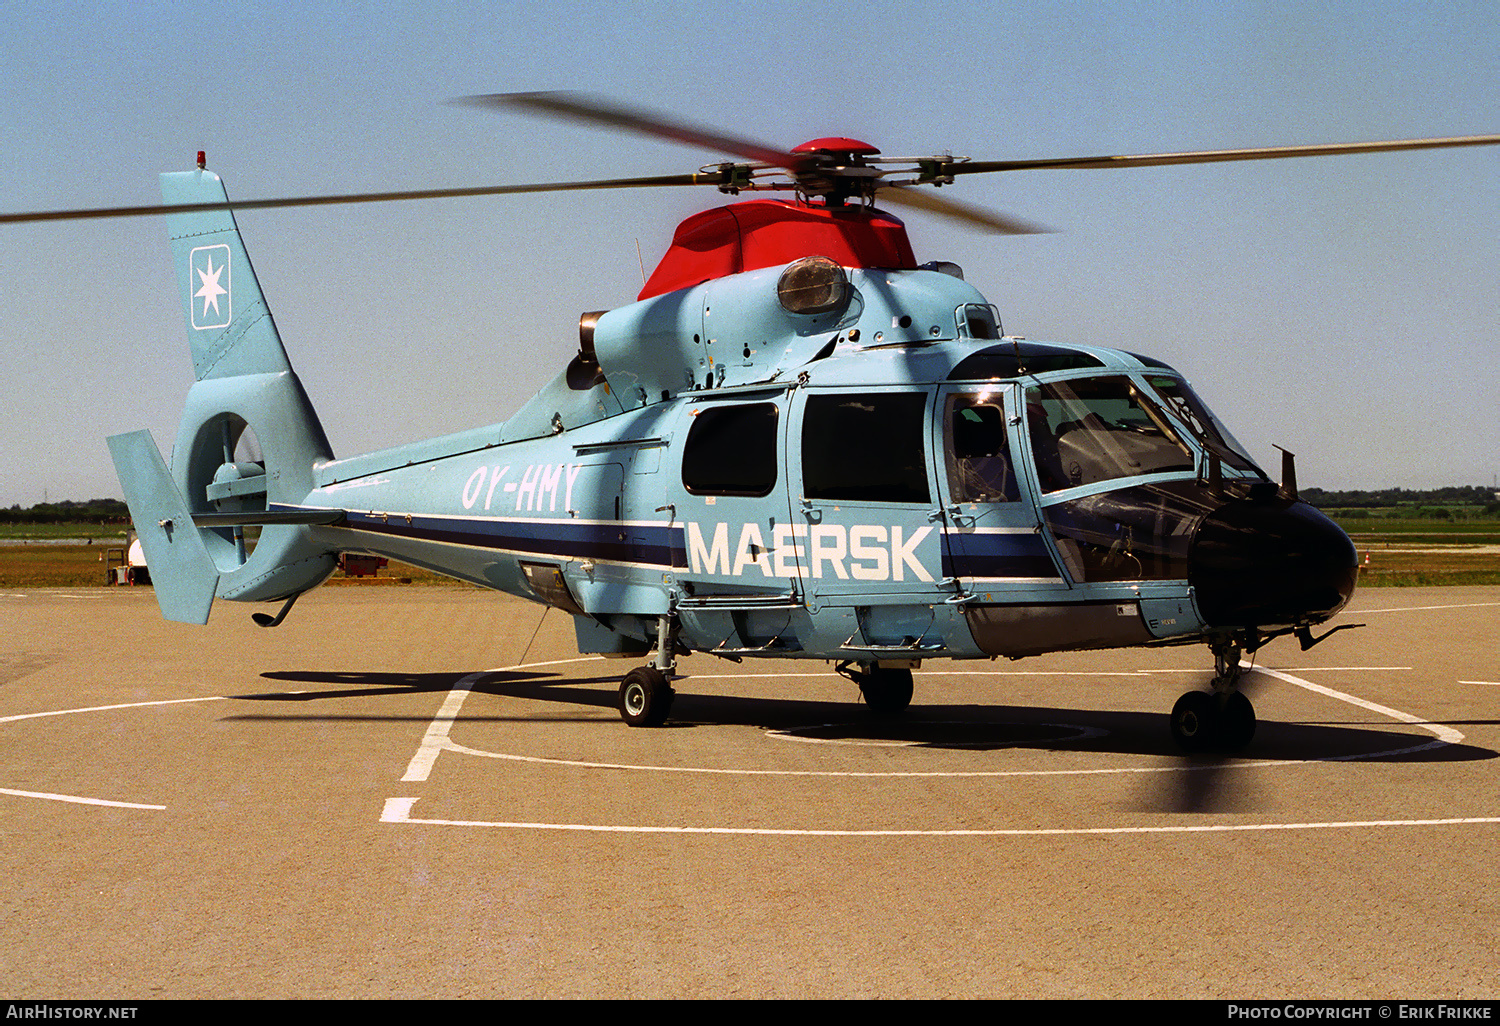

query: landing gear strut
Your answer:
[1170,638,1257,753]
[618,614,677,727]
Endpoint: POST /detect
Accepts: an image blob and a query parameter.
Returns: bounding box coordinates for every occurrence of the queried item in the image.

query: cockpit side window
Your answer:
[945,395,1019,503]
[1025,376,1195,492]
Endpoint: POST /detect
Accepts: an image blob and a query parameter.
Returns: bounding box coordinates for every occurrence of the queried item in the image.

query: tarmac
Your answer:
[2,583,1497,998]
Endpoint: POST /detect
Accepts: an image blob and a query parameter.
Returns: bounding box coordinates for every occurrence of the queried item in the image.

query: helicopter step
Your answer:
[708,637,801,656]
[839,638,944,654]
[676,591,802,610]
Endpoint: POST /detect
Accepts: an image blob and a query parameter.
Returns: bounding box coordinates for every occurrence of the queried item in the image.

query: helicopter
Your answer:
[14,93,1498,752]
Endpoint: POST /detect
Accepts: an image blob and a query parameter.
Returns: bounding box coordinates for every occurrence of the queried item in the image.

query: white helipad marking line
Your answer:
[443,739,1295,777]
[1461,681,1500,686]
[687,670,1198,680]
[401,673,484,783]
[1247,666,1465,746]
[0,787,165,811]
[1358,601,1500,614]
[433,665,1454,776]
[1264,667,1411,672]
[399,657,600,783]
[0,696,226,725]
[765,721,1109,748]
[1,696,227,810]
[380,798,1500,838]
[391,664,1478,833]
[686,667,1411,679]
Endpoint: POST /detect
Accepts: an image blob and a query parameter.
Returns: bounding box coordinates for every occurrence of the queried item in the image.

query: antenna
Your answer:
[635,239,646,288]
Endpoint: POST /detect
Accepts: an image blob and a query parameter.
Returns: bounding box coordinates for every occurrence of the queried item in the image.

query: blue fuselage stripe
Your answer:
[333,511,689,568]
[283,507,1061,582]
[941,533,1060,579]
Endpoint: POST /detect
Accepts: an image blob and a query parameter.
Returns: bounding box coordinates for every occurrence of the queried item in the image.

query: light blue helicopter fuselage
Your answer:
[110,165,1357,736]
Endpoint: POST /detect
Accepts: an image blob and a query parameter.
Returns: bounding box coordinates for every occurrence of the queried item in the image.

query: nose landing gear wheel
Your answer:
[1217,690,1257,750]
[1170,690,1218,753]
[619,666,675,727]
[1170,689,1257,753]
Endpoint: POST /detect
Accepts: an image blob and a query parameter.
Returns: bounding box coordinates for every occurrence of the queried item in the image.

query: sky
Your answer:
[1,0,1497,506]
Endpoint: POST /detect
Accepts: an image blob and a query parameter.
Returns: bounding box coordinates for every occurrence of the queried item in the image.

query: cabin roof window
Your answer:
[948,342,1104,380]
[1141,375,1262,475]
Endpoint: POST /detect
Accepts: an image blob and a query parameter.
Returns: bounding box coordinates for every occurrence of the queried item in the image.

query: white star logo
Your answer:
[188,245,231,329]
[195,256,227,319]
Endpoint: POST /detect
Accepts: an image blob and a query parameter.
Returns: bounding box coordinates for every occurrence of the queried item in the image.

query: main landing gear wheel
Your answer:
[619,666,675,727]
[856,666,914,718]
[1169,689,1257,753]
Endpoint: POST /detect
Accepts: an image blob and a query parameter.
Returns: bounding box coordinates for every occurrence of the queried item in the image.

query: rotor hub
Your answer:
[791,137,881,158]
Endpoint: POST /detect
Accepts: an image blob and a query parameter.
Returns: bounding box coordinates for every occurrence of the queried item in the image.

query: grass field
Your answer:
[0,521,130,541]
[0,527,455,589]
[5,517,1500,589]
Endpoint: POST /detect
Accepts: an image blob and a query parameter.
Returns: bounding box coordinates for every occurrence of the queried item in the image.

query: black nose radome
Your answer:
[1189,499,1357,631]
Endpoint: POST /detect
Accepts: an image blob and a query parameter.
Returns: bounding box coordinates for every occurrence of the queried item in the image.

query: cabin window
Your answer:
[945,395,1019,503]
[803,393,930,503]
[682,403,779,496]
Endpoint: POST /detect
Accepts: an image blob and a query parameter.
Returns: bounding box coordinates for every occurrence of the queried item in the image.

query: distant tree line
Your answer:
[1302,480,1500,513]
[1302,485,1499,509]
[1,499,130,524]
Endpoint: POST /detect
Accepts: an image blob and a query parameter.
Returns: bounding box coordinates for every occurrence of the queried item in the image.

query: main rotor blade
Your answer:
[0,172,713,225]
[877,184,1053,235]
[457,91,805,172]
[951,133,1500,175]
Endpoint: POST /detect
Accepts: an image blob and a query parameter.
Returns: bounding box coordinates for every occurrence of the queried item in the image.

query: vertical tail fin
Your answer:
[162,168,294,381]
[110,164,339,622]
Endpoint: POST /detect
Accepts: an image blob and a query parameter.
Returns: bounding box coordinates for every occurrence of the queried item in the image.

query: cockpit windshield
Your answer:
[1140,374,1262,474]
[1025,376,1195,493]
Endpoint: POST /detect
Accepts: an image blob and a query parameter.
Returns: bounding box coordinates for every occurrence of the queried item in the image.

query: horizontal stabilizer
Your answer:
[192,509,346,528]
[107,429,220,624]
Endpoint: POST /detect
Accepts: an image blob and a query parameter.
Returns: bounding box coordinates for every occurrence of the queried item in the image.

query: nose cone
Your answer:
[1189,500,1358,630]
